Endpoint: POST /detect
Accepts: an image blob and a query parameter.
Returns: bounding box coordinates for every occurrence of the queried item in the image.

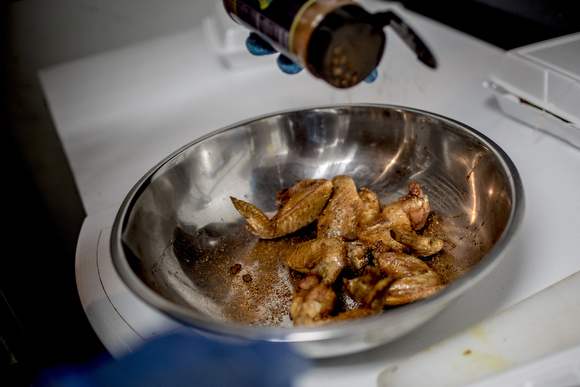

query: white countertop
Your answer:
[38,1,580,386]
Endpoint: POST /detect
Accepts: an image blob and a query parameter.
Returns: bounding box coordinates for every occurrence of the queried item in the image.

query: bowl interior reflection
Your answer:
[112,105,523,356]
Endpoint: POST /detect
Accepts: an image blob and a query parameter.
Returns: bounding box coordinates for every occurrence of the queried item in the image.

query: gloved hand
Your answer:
[246,32,378,82]
[34,332,311,387]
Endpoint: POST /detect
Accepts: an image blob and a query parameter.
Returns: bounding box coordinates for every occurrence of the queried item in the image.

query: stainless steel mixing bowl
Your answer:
[111,104,524,358]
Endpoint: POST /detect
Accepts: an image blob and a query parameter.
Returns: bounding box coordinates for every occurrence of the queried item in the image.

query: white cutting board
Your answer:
[377,270,580,387]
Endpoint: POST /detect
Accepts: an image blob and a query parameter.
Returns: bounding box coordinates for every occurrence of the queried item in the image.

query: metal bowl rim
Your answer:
[110,103,525,343]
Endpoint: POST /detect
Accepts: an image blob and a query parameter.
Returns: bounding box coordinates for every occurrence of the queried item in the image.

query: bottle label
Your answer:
[224,0,314,52]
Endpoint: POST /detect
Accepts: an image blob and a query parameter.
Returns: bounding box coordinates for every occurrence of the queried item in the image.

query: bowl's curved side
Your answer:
[111,104,524,357]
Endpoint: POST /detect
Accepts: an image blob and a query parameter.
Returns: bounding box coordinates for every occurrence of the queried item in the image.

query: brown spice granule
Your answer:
[229,264,242,275]
[242,274,252,282]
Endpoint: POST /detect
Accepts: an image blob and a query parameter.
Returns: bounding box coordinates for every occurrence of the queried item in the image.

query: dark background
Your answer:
[2,0,579,385]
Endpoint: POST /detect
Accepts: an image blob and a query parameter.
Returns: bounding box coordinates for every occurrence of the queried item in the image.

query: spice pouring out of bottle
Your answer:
[223,0,437,88]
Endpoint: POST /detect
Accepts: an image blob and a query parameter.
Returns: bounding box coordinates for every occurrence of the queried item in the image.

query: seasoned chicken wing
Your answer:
[374,251,444,306]
[390,229,443,257]
[286,237,346,284]
[358,187,383,227]
[343,266,395,312]
[317,175,381,239]
[344,241,370,270]
[292,270,391,326]
[230,176,449,326]
[371,182,431,231]
[356,223,407,253]
[356,182,437,254]
[230,178,333,239]
[290,276,336,326]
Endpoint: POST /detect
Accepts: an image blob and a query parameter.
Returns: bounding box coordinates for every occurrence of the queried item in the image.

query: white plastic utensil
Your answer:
[377,270,580,387]
[460,344,580,387]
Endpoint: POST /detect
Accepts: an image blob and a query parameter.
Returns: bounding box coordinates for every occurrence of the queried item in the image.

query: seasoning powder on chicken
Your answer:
[230,175,447,326]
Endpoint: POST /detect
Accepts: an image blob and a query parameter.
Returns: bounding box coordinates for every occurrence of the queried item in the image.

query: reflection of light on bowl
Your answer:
[111,104,524,358]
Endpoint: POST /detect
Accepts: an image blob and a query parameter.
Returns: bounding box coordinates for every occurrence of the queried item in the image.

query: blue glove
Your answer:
[246,32,378,82]
[246,32,303,75]
[34,332,311,387]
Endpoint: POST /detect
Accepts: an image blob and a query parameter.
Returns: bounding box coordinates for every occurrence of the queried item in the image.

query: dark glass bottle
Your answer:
[223,0,436,88]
